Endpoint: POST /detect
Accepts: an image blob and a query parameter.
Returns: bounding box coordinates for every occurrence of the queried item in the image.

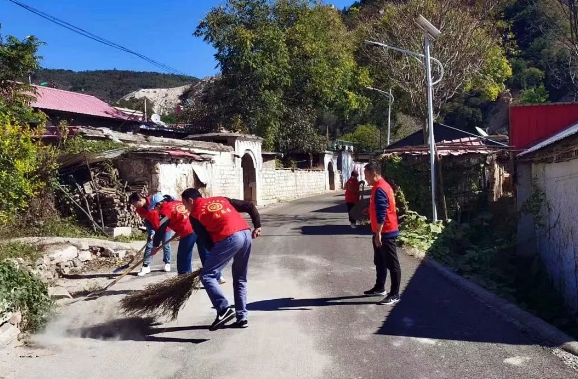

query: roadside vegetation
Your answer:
[396,190,578,339]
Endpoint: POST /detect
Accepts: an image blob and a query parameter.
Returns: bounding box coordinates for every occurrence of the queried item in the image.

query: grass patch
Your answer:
[0,260,52,331]
[0,217,145,242]
[0,242,43,262]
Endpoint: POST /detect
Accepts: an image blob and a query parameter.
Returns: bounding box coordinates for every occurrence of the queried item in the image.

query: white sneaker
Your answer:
[164,263,171,272]
[350,223,357,229]
[137,266,151,276]
[218,277,226,285]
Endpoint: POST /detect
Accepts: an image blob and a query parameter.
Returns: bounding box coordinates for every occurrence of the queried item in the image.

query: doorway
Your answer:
[242,153,256,203]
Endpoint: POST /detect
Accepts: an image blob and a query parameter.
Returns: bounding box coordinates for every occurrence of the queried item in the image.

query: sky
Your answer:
[1,0,354,79]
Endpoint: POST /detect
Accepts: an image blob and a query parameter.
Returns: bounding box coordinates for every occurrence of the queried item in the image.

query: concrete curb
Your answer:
[421,256,578,356]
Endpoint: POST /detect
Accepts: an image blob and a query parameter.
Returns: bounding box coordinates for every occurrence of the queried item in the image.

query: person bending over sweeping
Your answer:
[181,188,262,331]
[149,194,225,284]
[362,163,401,305]
[129,192,174,276]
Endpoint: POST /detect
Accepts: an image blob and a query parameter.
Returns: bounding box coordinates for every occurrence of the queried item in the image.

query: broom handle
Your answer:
[87,234,179,297]
[113,241,148,271]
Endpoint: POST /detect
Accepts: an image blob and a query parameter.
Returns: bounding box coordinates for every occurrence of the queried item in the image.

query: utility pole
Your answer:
[143,98,147,122]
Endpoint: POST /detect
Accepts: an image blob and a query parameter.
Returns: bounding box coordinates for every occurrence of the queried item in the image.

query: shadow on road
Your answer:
[312,203,348,213]
[375,262,560,347]
[67,317,210,344]
[248,295,375,311]
[301,225,372,236]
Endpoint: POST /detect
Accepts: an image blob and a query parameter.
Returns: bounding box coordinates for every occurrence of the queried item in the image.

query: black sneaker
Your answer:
[377,294,400,305]
[209,308,235,331]
[364,288,387,296]
[233,319,248,329]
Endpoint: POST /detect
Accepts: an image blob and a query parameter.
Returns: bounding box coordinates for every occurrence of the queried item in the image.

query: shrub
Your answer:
[0,260,52,331]
[0,114,45,225]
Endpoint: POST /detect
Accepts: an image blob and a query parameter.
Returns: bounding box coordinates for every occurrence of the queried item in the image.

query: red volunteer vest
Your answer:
[158,200,193,238]
[345,178,360,204]
[136,197,162,230]
[369,178,398,234]
[192,197,250,243]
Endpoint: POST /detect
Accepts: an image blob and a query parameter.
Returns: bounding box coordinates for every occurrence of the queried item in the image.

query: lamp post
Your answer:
[365,15,443,222]
[366,86,394,147]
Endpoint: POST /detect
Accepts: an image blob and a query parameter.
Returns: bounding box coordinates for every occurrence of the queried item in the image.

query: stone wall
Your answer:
[261,169,329,203]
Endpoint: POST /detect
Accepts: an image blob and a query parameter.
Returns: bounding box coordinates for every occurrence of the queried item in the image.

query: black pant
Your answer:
[346,202,356,224]
[373,235,401,295]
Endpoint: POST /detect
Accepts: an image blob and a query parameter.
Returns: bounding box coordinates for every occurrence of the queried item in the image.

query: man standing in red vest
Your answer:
[344,170,362,228]
[363,163,401,305]
[181,188,261,331]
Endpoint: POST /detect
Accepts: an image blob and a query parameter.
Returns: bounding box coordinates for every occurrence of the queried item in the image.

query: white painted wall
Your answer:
[531,158,578,314]
[261,169,328,204]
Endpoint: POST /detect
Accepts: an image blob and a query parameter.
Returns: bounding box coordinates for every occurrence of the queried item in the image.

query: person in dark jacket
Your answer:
[362,163,401,305]
[182,188,261,331]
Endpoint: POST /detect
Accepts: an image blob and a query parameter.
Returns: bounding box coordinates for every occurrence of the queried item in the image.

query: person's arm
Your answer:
[374,188,389,235]
[144,220,154,239]
[225,198,262,229]
[189,216,214,251]
[152,213,170,247]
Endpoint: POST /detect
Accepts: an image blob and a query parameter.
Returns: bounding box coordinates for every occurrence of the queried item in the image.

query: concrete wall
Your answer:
[116,149,241,200]
[515,162,536,257]
[261,169,328,204]
[530,159,578,314]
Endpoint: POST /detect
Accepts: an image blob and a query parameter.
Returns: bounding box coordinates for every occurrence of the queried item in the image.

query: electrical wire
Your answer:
[7,0,190,76]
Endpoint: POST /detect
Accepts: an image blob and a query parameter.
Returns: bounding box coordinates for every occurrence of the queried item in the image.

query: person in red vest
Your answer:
[129,192,174,276]
[344,170,363,228]
[149,194,223,283]
[181,188,262,331]
[362,163,401,305]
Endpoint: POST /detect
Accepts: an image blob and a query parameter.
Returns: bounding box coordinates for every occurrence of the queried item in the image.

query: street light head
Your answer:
[415,15,441,39]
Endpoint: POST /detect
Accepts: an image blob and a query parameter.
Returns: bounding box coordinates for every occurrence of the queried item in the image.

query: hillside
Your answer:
[29,69,200,103]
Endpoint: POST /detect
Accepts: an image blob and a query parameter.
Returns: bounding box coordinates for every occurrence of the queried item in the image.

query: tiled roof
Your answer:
[31,85,138,121]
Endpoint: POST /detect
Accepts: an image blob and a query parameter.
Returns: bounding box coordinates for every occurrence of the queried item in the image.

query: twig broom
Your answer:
[119,268,202,320]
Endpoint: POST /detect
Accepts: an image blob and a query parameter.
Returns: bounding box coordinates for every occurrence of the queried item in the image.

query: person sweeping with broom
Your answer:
[149,193,225,284]
[181,188,262,331]
[129,192,174,276]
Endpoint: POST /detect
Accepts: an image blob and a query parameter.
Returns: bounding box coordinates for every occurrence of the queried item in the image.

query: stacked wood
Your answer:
[67,161,148,230]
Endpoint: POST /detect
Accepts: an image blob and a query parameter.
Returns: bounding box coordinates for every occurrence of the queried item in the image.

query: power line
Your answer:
[7,0,190,76]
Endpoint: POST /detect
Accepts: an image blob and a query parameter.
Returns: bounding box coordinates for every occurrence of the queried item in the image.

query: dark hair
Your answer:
[364,163,379,174]
[181,188,202,201]
[129,192,144,203]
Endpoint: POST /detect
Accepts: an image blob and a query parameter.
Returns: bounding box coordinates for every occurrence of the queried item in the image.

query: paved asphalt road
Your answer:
[2,193,578,379]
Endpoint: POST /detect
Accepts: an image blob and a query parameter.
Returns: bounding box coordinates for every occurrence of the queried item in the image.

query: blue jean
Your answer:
[144,221,173,265]
[176,233,223,279]
[201,229,252,320]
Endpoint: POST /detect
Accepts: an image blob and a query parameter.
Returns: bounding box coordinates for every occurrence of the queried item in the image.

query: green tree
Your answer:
[520,85,549,103]
[194,0,370,151]
[359,0,512,120]
[0,26,45,123]
[341,124,380,152]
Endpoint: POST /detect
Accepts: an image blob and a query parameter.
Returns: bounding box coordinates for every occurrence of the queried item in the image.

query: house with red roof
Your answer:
[30,85,141,130]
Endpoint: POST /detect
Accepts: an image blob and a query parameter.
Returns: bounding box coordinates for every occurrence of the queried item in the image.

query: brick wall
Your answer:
[261,168,329,203]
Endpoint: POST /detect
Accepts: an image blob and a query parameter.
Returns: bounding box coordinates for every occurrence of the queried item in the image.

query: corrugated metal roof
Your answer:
[31,86,138,121]
[382,137,503,157]
[518,121,578,157]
